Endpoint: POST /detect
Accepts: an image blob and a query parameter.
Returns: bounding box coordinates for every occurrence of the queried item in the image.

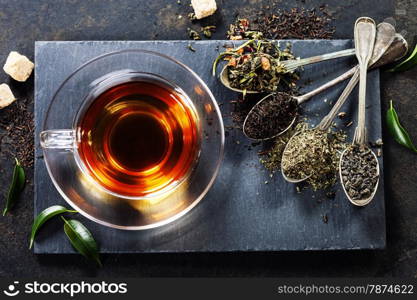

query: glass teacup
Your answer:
[40,50,224,230]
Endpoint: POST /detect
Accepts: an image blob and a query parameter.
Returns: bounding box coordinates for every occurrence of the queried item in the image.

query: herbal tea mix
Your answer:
[213,39,299,93]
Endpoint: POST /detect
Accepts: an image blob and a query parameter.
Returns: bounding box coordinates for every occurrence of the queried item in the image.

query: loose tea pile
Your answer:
[230,96,256,129]
[244,93,298,139]
[218,4,336,133]
[281,124,347,190]
[222,4,335,136]
[187,25,217,40]
[260,124,299,172]
[0,98,34,167]
[282,128,329,180]
[213,39,299,93]
[227,18,264,40]
[227,6,335,40]
[340,145,379,200]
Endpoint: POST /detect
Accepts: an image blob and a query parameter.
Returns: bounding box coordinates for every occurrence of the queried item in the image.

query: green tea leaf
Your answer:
[386,100,417,153]
[3,158,25,216]
[29,205,77,249]
[62,217,102,266]
[387,44,417,72]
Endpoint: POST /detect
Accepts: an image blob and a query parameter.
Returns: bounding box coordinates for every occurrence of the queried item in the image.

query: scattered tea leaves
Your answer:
[3,158,25,216]
[227,18,263,40]
[387,44,417,72]
[386,100,417,153]
[188,12,197,21]
[0,98,35,167]
[227,6,335,40]
[202,25,216,38]
[62,217,102,266]
[29,205,77,249]
[187,44,196,52]
[260,126,298,171]
[338,112,347,119]
[187,28,201,40]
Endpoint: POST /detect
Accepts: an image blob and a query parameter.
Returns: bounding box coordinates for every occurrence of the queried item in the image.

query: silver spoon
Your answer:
[282,18,387,184]
[294,32,407,104]
[219,46,356,94]
[243,22,397,141]
[340,17,379,206]
[281,63,360,183]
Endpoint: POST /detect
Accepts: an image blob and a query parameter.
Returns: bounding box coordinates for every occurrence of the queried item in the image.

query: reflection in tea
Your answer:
[77,80,200,197]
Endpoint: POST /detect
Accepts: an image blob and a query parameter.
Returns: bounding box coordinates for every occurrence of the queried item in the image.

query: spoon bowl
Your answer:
[339,146,380,206]
[242,93,297,141]
[367,22,396,66]
[280,129,313,183]
[219,65,260,94]
[372,33,408,68]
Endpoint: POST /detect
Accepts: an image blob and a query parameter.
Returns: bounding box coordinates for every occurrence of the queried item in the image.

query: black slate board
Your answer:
[34,40,385,253]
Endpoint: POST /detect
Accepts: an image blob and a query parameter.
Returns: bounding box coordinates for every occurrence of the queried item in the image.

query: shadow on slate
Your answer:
[34,40,385,253]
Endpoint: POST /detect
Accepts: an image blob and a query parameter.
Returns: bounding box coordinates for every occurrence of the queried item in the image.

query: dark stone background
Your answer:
[0,0,416,277]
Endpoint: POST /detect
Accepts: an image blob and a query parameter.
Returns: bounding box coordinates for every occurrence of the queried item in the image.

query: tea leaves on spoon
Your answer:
[387,44,417,72]
[62,217,102,266]
[212,51,237,76]
[213,39,298,93]
[29,205,77,249]
[211,39,257,76]
[387,100,417,153]
[3,158,25,216]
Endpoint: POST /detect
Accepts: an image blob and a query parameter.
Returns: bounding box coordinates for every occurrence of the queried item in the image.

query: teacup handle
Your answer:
[40,129,76,150]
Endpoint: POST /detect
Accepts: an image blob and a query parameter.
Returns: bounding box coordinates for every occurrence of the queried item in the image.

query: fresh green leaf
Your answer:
[386,100,417,153]
[29,205,77,249]
[3,158,25,216]
[387,44,417,72]
[61,217,101,266]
